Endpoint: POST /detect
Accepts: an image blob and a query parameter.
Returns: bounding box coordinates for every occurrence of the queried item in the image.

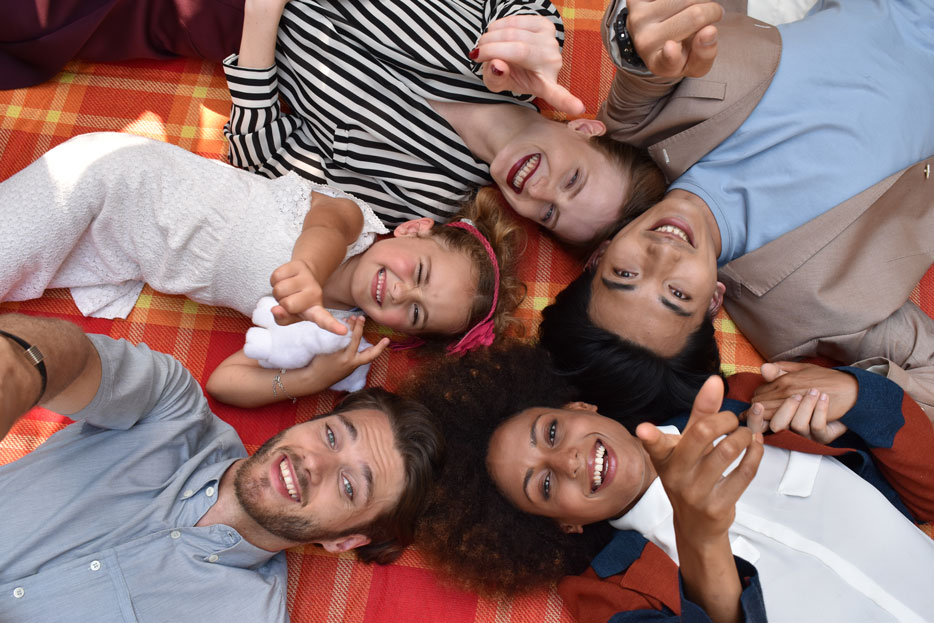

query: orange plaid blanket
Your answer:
[1,1,932,620]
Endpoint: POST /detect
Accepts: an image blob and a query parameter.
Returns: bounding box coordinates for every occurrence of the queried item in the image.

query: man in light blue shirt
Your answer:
[0,313,442,622]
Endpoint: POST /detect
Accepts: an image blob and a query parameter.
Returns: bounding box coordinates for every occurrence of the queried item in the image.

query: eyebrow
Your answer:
[337,414,373,505]
[522,413,545,503]
[422,257,430,329]
[600,277,692,317]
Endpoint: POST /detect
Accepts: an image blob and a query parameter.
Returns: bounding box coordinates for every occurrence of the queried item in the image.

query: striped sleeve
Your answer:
[223,54,306,174]
[485,0,565,42]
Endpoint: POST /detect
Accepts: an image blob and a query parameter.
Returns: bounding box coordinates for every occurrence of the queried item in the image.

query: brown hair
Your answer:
[427,187,527,341]
[331,388,444,564]
[584,135,667,248]
[404,343,614,594]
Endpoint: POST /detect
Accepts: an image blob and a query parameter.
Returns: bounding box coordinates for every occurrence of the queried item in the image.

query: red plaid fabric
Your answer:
[1,1,932,620]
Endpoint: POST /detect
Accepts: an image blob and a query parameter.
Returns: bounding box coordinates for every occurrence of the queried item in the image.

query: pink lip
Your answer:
[648,217,696,248]
[589,439,616,494]
[507,153,540,193]
[371,268,385,307]
[270,454,302,504]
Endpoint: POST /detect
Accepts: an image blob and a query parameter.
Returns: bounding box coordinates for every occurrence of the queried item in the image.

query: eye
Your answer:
[542,204,555,224]
[565,170,579,189]
[542,473,552,500]
[669,286,690,301]
[342,474,354,500]
[416,261,423,285]
[412,303,420,326]
[548,420,557,446]
[614,269,636,279]
[325,425,336,449]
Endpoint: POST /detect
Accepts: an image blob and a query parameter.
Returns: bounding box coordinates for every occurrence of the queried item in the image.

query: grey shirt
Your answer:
[0,335,288,622]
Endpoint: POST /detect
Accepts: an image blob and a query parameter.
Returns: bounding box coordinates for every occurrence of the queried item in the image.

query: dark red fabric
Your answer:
[1,0,243,89]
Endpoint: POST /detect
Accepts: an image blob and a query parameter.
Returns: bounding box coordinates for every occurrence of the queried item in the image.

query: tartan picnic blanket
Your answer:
[1,0,932,620]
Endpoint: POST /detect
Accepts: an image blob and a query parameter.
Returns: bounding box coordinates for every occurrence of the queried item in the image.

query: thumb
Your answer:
[636,421,679,462]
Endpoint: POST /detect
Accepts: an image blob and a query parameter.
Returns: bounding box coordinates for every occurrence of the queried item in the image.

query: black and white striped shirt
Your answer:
[223,0,563,226]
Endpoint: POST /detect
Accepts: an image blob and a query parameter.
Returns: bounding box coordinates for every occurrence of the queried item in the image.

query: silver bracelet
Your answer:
[272,368,297,404]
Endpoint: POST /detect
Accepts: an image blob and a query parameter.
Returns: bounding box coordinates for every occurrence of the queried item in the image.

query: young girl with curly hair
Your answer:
[406,344,934,622]
[0,132,524,403]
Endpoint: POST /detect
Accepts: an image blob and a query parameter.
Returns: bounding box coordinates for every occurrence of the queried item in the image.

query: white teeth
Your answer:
[511,154,540,192]
[592,442,607,489]
[375,269,385,305]
[280,458,299,501]
[653,224,689,243]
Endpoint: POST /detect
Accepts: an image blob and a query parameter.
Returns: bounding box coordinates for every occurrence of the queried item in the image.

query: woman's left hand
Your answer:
[474,15,584,116]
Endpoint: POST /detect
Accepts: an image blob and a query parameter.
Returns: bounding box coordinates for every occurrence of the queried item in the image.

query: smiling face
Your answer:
[486,403,655,530]
[489,119,627,244]
[349,224,477,336]
[588,191,725,358]
[234,408,405,544]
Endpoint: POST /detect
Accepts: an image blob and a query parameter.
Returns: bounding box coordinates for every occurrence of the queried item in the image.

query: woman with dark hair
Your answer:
[406,343,934,621]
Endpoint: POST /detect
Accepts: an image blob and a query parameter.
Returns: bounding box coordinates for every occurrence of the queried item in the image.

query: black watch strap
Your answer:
[0,329,47,407]
[614,6,648,71]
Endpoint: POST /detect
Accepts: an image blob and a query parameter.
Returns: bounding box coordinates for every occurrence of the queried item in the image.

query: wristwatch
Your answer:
[607,0,651,75]
[0,329,47,407]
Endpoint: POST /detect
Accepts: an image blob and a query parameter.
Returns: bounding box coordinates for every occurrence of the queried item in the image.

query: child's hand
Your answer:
[270,259,347,335]
[474,15,584,116]
[636,376,763,544]
[314,317,390,383]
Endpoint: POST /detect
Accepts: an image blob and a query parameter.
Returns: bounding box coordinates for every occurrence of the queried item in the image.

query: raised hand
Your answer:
[637,376,763,541]
[270,259,347,335]
[626,0,724,78]
[636,376,762,623]
[474,15,585,116]
[747,362,854,443]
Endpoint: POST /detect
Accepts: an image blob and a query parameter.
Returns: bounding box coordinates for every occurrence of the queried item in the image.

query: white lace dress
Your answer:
[0,132,387,318]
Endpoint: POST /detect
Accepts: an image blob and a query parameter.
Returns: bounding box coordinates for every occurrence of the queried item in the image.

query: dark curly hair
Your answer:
[403,342,614,595]
[538,266,723,431]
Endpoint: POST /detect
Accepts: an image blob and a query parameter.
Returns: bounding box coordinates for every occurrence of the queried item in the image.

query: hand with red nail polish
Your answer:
[474,14,584,116]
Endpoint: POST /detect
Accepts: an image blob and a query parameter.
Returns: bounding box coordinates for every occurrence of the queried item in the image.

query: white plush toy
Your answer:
[244,296,372,392]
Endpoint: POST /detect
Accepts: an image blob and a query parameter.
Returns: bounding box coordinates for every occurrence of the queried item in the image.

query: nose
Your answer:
[526,176,554,201]
[553,446,581,479]
[390,278,414,304]
[299,450,330,488]
[646,238,682,264]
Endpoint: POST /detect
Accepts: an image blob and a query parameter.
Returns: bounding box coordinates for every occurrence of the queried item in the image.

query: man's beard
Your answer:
[233,431,350,544]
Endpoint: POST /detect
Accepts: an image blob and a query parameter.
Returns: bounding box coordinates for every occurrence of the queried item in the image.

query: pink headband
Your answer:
[445,219,501,355]
[388,219,500,354]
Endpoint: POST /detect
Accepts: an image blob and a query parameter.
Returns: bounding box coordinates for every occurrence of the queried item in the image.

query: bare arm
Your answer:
[0,314,101,440]
[270,191,364,331]
[206,317,388,408]
[237,0,289,69]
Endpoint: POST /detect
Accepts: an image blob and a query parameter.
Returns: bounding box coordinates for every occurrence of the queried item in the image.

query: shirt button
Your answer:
[89,560,102,572]
[182,489,194,499]
[12,587,24,599]
[205,486,216,497]
[207,554,219,563]
[170,530,181,539]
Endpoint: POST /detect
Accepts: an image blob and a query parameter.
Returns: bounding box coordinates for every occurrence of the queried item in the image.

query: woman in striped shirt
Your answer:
[225,0,665,244]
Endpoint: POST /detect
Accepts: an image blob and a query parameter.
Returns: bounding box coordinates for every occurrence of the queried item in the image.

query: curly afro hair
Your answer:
[403,342,614,596]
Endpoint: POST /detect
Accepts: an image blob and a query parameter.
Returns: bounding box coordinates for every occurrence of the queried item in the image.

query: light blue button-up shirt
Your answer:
[0,335,288,622]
